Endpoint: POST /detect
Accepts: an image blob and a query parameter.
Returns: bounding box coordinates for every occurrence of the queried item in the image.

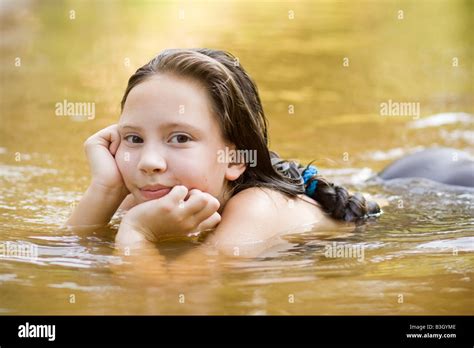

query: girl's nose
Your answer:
[138,146,167,175]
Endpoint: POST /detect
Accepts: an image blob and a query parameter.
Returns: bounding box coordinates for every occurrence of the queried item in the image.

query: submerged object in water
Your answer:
[378,147,474,188]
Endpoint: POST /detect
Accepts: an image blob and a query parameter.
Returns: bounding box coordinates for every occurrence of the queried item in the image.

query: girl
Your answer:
[67,48,381,257]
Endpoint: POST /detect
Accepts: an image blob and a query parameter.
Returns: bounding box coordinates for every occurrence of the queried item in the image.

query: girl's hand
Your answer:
[116,186,221,245]
[84,124,127,192]
[67,124,129,227]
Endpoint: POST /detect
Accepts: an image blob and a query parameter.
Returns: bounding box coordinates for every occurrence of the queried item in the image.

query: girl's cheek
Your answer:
[115,146,135,179]
[115,146,125,167]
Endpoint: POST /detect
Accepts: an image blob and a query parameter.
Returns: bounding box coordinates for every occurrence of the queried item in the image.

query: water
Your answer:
[0,0,473,314]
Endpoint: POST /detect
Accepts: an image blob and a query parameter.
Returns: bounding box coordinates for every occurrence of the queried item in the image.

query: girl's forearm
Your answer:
[66,182,129,227]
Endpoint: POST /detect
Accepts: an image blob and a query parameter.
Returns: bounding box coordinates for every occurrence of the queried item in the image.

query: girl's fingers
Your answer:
[193,196,220,223]
[98,124,118,153]
[196,212,221,232]
[184,189,207,214]
[166,185,189,205]
[84,125,119,169]
[108,125,121,156]
[85,124,117,149]
[185,189,220,218]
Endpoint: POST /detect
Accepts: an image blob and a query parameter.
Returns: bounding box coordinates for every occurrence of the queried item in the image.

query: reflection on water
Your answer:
[0,0,473,314]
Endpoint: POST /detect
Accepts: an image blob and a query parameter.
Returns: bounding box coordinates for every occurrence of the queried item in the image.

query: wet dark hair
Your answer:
[120,48,381,222]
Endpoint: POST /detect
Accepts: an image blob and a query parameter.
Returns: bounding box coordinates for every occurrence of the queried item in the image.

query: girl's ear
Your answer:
[223,144,247,181]
[225,161,246,181]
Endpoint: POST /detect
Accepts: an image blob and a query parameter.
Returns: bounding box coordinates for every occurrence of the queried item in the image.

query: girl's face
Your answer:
[116,74,245,207]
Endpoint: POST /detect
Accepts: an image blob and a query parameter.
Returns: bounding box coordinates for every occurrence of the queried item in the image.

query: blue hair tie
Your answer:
[302,165,318,196]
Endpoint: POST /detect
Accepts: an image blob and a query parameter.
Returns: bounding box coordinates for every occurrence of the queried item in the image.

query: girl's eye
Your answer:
[169,134,191,144]
[124,135,143,144]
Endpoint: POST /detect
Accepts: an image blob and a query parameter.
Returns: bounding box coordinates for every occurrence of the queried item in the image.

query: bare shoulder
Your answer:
[221,186,333,228]
[205,187,281,256]
[217,186,282,234]
[206,187,338,257]
[223,186,281,210]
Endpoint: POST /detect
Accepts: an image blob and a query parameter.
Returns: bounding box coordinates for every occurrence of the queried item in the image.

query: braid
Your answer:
[311,177,380,221]
[270,152,382,222]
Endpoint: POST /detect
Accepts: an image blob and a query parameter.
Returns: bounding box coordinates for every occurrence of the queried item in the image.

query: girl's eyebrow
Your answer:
[160,122,203,133]
[119,122,203,133]
[118,123,143,132]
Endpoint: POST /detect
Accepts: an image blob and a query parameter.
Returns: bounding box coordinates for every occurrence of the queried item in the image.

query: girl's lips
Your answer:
[139,187,171,200]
